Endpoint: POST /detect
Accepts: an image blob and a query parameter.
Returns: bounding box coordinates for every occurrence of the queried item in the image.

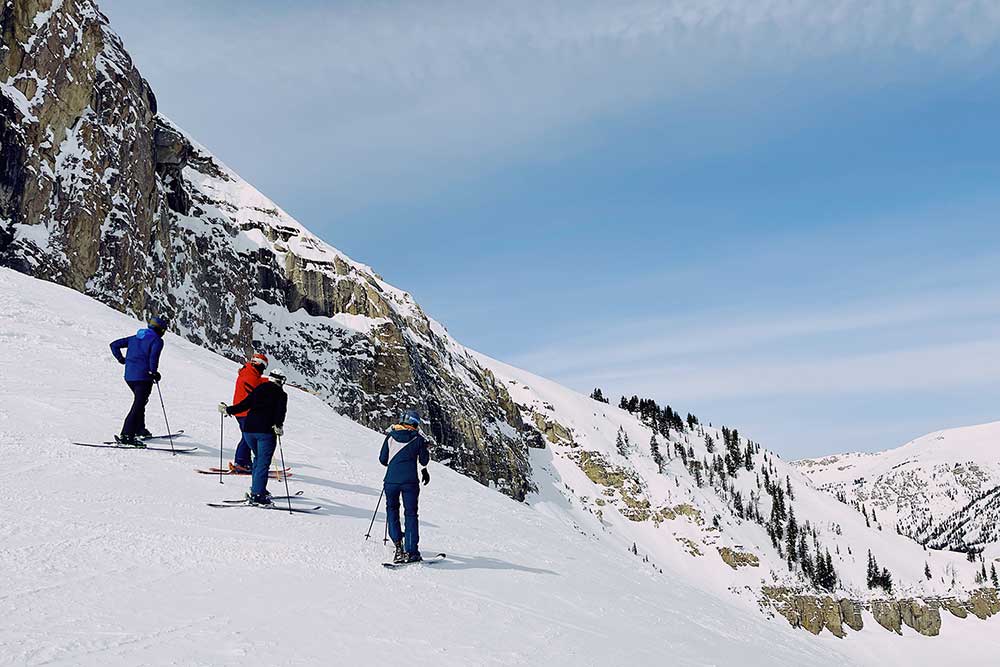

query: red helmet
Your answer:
[250,353,269,368]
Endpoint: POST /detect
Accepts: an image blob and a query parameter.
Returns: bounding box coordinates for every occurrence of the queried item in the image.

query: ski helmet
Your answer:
[251,353,269,368]
[401,409,420,426]
[148,315,169,334]
[269,369,287,386]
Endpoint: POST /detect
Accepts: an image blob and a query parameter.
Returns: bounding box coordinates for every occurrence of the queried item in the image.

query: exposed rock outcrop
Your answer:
[0,0,540,499]
[763,587,1000,639]
[718,547,759,570]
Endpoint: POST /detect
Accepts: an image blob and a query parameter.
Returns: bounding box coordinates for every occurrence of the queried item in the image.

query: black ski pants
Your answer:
[122,380,153,436]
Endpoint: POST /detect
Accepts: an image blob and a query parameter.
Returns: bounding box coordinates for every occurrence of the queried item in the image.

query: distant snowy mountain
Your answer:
[796,422,1000,554]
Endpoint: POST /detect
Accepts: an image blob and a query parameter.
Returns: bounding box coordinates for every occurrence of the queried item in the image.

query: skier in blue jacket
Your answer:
[109,316,168,446]
[379,410,431,564]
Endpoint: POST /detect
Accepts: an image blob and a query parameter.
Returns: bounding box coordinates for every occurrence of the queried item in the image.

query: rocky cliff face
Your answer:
[0,0,537,499]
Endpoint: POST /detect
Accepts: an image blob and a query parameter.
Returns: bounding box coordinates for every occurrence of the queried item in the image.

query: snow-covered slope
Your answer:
[471,353,1000,640]
[796,422,1000,554]
[0,267,873,666]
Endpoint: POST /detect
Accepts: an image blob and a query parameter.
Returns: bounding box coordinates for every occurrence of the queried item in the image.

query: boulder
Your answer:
[899,600,941,637]
[871,600,902,635]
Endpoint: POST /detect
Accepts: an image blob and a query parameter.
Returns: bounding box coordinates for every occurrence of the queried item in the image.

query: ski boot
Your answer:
[229,462,253,475]
[393,540,406,564]
[139,428,154,440]
[114,434,146,448]
[404,551,423,564]
[246,491,274,508]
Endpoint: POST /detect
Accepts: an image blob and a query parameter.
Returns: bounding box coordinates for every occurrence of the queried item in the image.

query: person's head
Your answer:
[148,316,169,336]
[250,353,268,369]
[401,409,420,427]
[269,369,287,387]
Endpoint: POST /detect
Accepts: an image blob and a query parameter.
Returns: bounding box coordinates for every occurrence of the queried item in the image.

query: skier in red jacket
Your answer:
[229,353,269,473]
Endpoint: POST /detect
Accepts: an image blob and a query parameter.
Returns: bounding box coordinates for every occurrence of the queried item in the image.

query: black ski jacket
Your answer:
[228,382,287,433]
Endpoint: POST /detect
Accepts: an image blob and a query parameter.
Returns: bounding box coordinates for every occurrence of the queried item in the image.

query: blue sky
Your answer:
[101,0,1000,458]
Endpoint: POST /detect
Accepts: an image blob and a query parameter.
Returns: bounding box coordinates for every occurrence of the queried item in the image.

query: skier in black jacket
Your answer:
[218,369,288,506]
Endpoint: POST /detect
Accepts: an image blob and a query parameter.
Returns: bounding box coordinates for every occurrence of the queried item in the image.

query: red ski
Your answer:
[196,467,291,478]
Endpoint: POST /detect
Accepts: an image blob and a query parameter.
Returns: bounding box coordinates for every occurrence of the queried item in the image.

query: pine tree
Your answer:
[991,564,998,588]
[924,562,932,580]
[650,434,664,473]
[590,388,609,403]
[786,505,799,564]
[616,428,628,457]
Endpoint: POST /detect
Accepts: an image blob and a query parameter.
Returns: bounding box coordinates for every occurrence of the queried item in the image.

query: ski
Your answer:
[220,491,304,503]
[206,502,320,514]
[140,431,186,441]
[383,553,446,570]
[195,468,291,478]
[72,442,198,453]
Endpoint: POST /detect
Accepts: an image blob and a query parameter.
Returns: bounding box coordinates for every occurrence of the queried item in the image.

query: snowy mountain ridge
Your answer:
[796,422,1000,554]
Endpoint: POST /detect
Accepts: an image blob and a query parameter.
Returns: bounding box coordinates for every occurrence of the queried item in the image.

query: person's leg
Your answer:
[250,433,277,497]
[245,433,260,494]
[385,483,403,545]
[233,416,252,468]
[122,381,152,436]
[402,483,420,555]
[136,381,152,435]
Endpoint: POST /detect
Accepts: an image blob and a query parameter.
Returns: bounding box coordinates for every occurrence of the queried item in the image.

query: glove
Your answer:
[118,358,126,365]
[421,468,430,486]
[217,402,229,415]
[273,425,284,436]
[150,371,161,382]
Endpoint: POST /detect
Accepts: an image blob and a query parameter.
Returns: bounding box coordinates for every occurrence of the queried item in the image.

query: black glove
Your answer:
[118,358,126,365]
[421,468,430,486]
[150,371,162,382]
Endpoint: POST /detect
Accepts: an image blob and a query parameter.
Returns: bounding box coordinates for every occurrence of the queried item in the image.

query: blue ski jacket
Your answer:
[110,328,164,382]
[379,425,430,485]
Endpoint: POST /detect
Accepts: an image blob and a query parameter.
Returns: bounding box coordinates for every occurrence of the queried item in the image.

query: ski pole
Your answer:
[154,380,176,456]
[384,513,389,545]
[365,489,384,541]
[276,434,293,515]
[219,413,225,484]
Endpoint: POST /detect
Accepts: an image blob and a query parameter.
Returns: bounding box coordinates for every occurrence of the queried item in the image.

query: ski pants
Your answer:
[233,416,252,468]
[385,482,420,554]
[244,431,276,496]
[122,380,153,437]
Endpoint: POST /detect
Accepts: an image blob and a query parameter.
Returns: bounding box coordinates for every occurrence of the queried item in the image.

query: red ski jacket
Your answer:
[232,363,268,418]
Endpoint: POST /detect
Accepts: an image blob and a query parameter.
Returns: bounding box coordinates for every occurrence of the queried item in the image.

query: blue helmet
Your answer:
[401,410,420,426]
[148,315,169,333]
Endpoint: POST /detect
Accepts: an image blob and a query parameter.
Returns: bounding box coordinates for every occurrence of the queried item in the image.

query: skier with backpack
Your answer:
[228,353,269,474]
[109,316,168,447]
[217,369,288,506]
[379,410,431,564]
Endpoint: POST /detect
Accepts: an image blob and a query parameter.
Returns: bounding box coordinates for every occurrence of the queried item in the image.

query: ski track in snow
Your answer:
[3,268,1000,665]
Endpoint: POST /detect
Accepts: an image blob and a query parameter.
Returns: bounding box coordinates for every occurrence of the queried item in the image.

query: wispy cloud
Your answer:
[101,0,1000,213]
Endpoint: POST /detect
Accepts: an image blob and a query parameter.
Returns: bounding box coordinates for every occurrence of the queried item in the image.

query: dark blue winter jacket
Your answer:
[379,425,430,485]
[110,328,164,382]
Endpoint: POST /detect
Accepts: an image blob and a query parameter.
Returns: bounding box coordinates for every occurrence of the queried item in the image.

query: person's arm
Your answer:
[149,337,164,373]
[110,337,129,364]
[418,436,430,467]
[275,389,288,428]
[379,436,390,467]
[227,386,257,415]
